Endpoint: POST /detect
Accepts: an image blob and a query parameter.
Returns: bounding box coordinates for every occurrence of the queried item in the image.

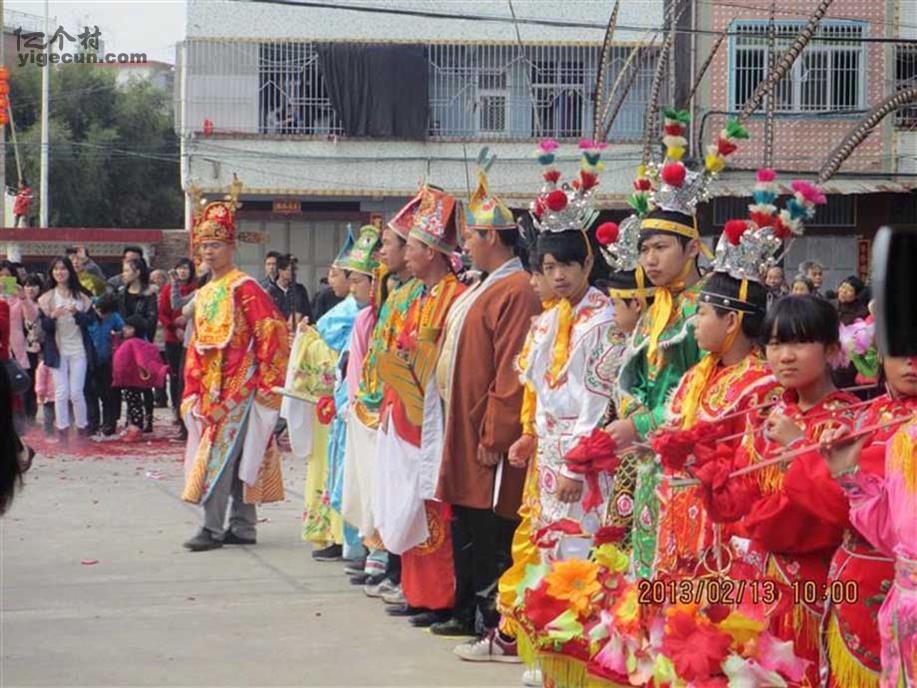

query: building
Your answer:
[693,0,917,290]
[177,0,665,288]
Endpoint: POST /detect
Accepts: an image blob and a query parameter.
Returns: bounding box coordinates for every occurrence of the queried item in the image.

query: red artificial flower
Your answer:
[716,138,738,156]
[580,171,599,192]
[704,603,731,624]
[661,162,686,188]
[771,217,793,239]
[532,197,546,219]
[634,177,652,192]
[524,581,569,630]
[543,169,561,184]
[662,611,732,681]
[695,460,754,524]
[565,429,620,511]
[724,220,748,246]
[546,189,568,212]
[533,518,585,548]
[316,396,336,425]
[749,211,774,229]
[651,429,697,472]
[596,222,620,246]
[664,122,685,136]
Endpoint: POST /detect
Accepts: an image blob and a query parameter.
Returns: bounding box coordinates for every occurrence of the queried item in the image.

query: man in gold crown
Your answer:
[180,182,290,552]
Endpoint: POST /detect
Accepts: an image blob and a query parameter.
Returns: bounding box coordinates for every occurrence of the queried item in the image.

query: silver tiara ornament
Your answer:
[710,169,826,284]
[530,139,605,233]
[597,215,642,272]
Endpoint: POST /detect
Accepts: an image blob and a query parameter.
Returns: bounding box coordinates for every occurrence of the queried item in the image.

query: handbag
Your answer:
[4,358,30,395]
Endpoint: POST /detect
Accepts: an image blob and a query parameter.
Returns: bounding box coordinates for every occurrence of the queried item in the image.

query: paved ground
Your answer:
[1,418,522,687]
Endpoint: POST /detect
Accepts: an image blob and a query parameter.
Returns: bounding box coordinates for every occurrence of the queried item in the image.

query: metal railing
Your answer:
[730,20,866,114]
[895,45,917,128]
[177,39,660,141]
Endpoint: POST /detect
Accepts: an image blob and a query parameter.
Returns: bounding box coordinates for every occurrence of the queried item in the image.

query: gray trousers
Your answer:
[202,422,257,539]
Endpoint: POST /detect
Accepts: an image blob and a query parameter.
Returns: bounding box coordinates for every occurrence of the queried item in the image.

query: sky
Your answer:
[5,0,187,64]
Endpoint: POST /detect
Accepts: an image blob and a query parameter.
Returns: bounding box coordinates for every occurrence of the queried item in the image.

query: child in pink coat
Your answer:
[112,316,168,442]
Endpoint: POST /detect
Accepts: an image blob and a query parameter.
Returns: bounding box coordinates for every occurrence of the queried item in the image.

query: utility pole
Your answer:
[671,0,693,111]
[39,0,49,227]
[0,0,6,227]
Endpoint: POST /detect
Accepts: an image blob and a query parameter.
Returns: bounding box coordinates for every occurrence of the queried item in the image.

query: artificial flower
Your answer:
[790,180,826,207]
[545,559,601,615]
[544,608,585,646]
[722,654,789,688]
[717,609,766,648]
[755,631,809,682]
[524,581,569,630]
[593,543,630,574]
[662,610,733,681]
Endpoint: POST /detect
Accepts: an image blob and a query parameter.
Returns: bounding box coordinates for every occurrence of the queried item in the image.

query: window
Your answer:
[258,42,342,135]
[895,45,917,127]
[477,67,509,134]
[531,59,586,138]
[730,21,866,114]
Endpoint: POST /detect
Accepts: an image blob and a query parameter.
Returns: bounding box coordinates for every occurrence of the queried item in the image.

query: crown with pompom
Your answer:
[651,110,748,217]
[191,175,243,247]
[702,169,826,311]
[529,139,605,234]
[636,109,747,255]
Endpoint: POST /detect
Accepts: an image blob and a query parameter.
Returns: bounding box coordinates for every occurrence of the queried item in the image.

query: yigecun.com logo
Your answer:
[13,25,148,68]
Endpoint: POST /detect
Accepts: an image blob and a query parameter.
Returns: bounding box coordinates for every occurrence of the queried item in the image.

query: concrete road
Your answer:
[1,439,522,687]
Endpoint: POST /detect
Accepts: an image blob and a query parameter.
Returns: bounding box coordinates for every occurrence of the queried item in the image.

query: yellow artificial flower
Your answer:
[593,544,629,574]
[545,559,601,615]
[718,610,766,648]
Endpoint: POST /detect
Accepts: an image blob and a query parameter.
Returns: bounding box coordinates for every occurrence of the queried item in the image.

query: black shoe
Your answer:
[429,618,476,637]
[353,572,385,587]
[312,544,343,562]
[101,426,117,437]
[143,418,154,434]
[183,529,223,552]
[410,610,452,627]
[385,604,425,617]
[223,530,256,545]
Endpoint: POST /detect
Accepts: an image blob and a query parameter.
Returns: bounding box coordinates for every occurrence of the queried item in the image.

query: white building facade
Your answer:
[177,0,665,287]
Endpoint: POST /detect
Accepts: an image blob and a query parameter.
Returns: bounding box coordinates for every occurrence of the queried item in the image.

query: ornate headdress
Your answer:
[408,185,458,254]
[332,224,358,269]
[463,162,515,232]
[344,224,382,276]
[637,108,748,256]
[191,175,243,247]
[701,169,826,313]
[529,139,606,234]
[596,220,655,301]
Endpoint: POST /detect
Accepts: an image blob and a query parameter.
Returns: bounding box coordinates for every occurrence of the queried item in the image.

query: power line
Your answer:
[236,0,917,44]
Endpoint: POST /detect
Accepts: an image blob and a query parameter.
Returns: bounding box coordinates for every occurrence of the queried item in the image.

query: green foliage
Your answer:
[9,64,181,227]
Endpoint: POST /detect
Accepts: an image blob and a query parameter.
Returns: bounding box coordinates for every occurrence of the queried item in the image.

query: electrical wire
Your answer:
[236,0,917,45]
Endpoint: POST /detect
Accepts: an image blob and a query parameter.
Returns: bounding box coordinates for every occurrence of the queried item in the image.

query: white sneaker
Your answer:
[381,585,405,605]
[364,578,399,599]
[453,630,522,663]
[521,668,542,686]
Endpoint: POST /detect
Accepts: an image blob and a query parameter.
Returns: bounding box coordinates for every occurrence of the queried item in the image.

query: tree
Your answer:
[8,63,181,227]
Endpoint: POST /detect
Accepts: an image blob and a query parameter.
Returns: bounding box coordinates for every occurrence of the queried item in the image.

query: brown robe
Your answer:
[435,270,541,519]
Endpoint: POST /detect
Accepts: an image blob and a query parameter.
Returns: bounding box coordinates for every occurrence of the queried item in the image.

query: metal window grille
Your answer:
[713,194,855,227]
[895,45,917,128]
[730,21,865,114]
[181,39,659,140]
